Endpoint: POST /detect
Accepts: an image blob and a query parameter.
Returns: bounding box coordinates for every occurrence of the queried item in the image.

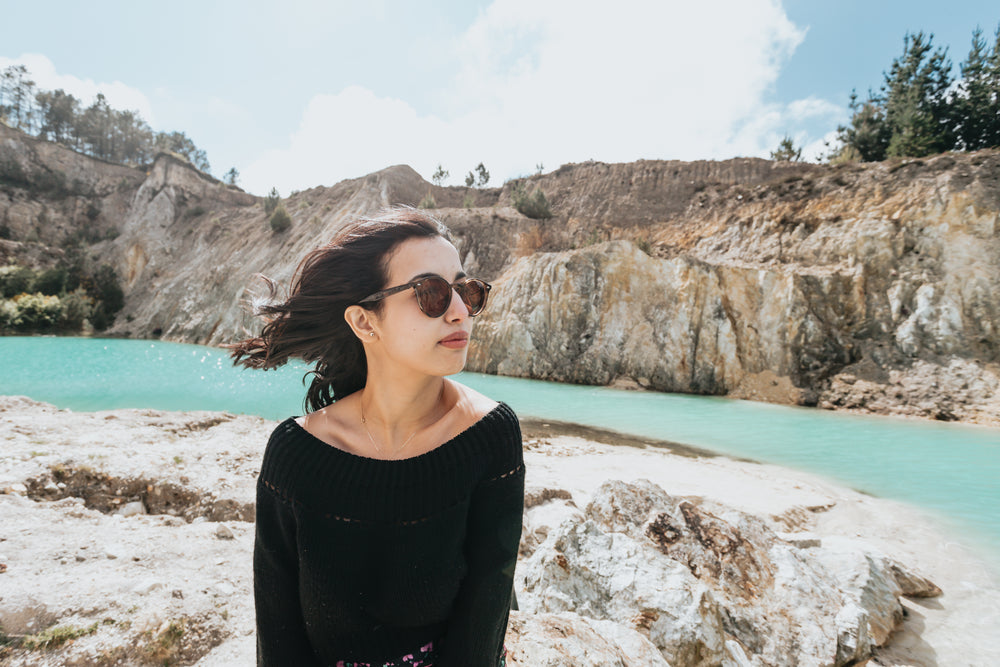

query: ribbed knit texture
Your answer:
[254,402,525,667]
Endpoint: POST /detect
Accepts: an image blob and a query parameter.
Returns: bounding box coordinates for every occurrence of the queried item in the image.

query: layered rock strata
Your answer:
[3,123,1000,424]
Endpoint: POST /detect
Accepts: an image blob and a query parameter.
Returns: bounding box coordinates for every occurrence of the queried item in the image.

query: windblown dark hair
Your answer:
[228,207,450,412]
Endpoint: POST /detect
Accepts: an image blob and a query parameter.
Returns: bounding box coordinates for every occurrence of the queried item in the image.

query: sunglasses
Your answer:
[358,275,492,318]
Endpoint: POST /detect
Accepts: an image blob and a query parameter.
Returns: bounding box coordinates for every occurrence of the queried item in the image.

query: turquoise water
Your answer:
[2,336,999,561]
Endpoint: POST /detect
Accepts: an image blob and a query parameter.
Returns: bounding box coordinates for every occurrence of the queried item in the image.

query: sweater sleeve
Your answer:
[438,418,525,666]
[254,480,321,666]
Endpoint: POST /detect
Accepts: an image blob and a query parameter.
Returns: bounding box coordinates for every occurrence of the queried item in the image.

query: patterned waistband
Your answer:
[335,641,507,667]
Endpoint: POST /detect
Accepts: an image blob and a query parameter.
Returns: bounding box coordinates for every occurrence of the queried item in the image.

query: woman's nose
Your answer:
[444,287,470,321]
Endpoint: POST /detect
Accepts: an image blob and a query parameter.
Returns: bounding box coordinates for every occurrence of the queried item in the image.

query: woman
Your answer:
[229,208,524,666]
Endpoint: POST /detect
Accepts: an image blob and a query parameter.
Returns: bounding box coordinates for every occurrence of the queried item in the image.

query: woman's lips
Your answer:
[439,332,469,348]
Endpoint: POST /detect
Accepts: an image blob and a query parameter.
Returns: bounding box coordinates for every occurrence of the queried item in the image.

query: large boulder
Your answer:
[518,479,937,666]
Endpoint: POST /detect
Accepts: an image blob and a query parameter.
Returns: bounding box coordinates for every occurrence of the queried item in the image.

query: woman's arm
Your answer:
[438,461,525,666]
[253,480,321,666]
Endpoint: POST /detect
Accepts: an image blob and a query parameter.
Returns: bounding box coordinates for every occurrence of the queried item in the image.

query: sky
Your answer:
[1,0,998,196]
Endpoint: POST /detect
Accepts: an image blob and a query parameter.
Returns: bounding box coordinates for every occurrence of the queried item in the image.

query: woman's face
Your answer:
[370,235,475,378]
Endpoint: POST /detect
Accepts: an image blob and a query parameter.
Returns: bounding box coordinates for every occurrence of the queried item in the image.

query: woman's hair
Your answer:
[228,207,450,411]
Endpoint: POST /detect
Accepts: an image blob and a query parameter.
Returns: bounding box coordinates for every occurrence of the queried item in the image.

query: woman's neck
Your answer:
[359,374,453,445]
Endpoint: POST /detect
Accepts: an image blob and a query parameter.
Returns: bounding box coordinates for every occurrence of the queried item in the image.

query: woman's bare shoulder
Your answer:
[447,379,499,419]
[295,393,363,453]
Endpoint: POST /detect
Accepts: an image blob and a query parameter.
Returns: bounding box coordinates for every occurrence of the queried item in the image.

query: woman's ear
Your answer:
[344,304,378,342]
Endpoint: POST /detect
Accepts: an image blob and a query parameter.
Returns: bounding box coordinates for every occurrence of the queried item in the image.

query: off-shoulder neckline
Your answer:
[284,401,509,464]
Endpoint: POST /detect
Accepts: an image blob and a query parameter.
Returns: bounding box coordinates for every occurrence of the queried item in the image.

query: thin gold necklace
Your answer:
[360,400,421,458]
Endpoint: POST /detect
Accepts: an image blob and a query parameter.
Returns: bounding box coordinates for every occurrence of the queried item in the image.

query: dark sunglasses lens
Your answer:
[415,277,452,317]
[458,280,487,315]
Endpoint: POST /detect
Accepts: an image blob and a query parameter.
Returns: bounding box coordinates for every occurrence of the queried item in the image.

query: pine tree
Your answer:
[35,89,79,143]
[986,24,1000,147]
[835,90,890,162]
[431,164,448,186]
[882,32,954,157]
[770,136,802,162]
[475,162,490,187]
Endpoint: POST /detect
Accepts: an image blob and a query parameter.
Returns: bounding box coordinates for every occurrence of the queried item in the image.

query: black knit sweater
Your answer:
[254,402,525,666]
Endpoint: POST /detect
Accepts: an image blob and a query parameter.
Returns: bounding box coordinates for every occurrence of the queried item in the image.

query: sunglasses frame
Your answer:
[358,275,492,318]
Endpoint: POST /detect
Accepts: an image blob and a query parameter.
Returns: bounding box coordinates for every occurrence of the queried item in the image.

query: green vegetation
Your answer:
[0,253,124,334]
[21,622,99,650]
[770,136,803,162]
[181,205,207,221]
[418,192,437,209]
[431,164,448,186]
[511,180,552,219]
[0,64,210,171]
[263,187,281,215]
[269,204,292,233]
[143,619,185,664]
[833,25,1000,161]
[465,162,490,188]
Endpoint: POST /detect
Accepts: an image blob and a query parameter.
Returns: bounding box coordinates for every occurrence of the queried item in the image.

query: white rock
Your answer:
[214,523,235,540]
[117,500,146,517]
[521,479,897,666]
[506,610,670,666]
[812,537,904,646]
[778,531,822,548]
[104,544,128,560]
[131,578,165,595]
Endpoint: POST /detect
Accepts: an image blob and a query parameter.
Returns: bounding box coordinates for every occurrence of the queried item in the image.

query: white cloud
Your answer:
[786,97,844,121]
[243,0,843,195]
[0,53,155,124]
[242,86,454,196]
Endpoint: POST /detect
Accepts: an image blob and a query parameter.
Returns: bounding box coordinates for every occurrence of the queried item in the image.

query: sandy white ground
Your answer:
[1,397,998,665]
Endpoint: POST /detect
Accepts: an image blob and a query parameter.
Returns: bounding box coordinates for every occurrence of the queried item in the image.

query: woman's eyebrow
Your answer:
[406,271,468,282]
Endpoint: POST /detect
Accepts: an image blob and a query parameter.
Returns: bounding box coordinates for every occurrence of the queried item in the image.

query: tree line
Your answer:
[0,64,211,172]
[831,25,1000,162]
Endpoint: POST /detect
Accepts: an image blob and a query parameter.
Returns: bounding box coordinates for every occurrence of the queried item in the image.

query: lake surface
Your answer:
[3,336,999,560]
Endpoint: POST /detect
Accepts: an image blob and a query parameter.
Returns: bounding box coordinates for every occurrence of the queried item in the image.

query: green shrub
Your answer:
[22,622,98,650]
[269,205,292,233]
[263,187,281,215]
[90,304,110,330]
[462,193,476,209]
[182,205,207,220]
[0,299,19,330]
[511,182,552,219]
[418,193,436,209]
[60,289,92,330]
[0,265,35,298]
[91,264,124,315]
[12,293,63,330]
[32,168,67,196]
[32,267,66,296]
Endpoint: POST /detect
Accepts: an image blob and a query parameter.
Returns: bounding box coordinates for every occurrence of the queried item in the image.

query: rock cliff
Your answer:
[2,123,999,424]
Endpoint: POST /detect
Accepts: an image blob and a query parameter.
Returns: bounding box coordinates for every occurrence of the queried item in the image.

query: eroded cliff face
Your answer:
[465,152,1000,424]
[3,123,998,424]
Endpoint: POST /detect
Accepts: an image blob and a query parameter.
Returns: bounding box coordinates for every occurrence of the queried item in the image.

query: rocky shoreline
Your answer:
[5,119,1000,429]
[1,396,998,666]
